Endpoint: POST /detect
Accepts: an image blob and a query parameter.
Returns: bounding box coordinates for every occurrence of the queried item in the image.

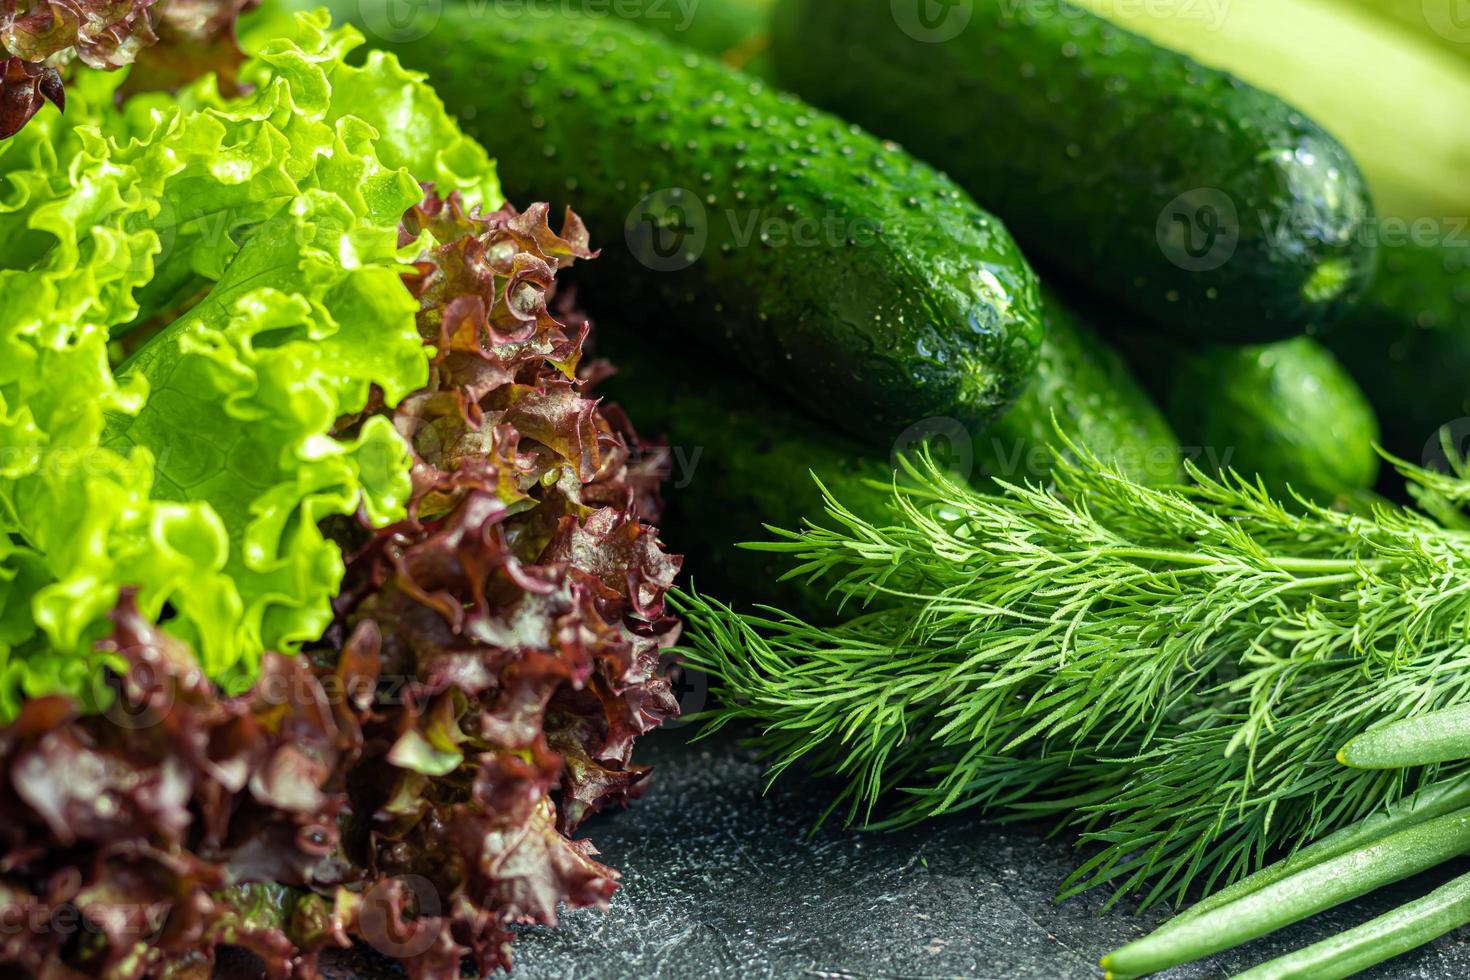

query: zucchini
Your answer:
[1325,241,1470,461]
[1070,0,1470,221]
[770,0,1377,344]
[595,286,1178,614]
[362,3,1043,445]
[1349,0,1470,69]
[1134,337,1381,503]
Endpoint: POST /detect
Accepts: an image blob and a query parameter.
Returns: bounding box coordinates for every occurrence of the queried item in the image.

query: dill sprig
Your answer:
[676,442,1470,908]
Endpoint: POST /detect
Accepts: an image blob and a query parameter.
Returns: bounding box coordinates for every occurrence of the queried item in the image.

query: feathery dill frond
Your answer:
[677,443,1470,908]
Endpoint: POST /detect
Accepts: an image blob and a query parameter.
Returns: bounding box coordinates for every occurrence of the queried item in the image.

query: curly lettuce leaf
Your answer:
[0,10,500,715]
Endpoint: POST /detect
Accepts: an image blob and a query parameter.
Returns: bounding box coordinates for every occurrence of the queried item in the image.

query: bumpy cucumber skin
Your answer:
[980,286,1179,486]
[1145,337,1380,502]
[1326,242,1470,460]
[771,0,1377,344]
[596,291,1176,615]
[373,6,1042,445]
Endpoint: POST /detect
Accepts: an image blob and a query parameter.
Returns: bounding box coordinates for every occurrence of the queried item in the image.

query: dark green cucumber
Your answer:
[771,0,1377,344]
[1325,241,1470,461]
[595,329,896,620]
[1124,336,1380,503]
[594,287,1176,615]
[367,4,1043,445]
[979,286,1178,486]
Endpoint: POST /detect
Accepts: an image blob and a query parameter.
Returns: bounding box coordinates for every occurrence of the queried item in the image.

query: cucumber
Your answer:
[597,335,894,619]
[770,0,1377,344]
[1070,0,1470,222]
[977,286,1179,487]
[1325,241,1470,461]
[1122,335,1381,503]
[361,3,1043,446]
[594,285,1177,615]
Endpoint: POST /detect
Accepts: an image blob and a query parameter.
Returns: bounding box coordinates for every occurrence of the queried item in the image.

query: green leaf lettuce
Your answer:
[0,9,501,717]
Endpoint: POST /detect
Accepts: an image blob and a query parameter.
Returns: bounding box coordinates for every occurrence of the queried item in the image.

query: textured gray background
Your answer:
[299,726,1470,979]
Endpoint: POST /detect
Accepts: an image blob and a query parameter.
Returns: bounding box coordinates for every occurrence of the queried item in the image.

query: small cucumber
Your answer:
[1123,335,1380,503]
[1325,241,1470,460]
[363,3,1043,445]
[595,288,1177,615]
[771,0,1377,343]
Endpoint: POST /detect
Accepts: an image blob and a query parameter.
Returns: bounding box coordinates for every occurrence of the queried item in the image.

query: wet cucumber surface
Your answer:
[1117,333,1382,502]
[595,286,1177,619]
[369,4,1044,445]
[771,0,1378,344]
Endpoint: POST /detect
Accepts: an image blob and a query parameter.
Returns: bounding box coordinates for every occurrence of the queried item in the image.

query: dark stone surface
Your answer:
[305,726,1470,979]
[503,728,1470,979]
